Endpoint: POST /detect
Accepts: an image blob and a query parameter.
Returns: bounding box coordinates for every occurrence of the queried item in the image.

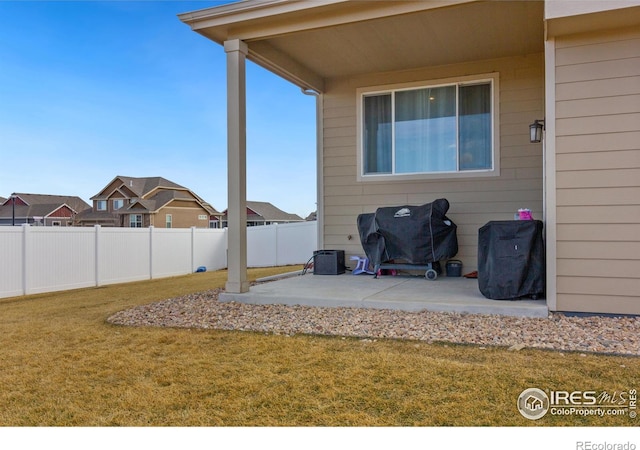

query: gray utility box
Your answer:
[313,250,345,275]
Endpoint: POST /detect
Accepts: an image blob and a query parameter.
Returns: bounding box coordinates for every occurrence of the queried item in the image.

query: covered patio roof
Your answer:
[178,0,546,295]
[179,0,545,93]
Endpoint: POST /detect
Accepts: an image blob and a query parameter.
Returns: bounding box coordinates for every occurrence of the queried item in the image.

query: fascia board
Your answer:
[180,0,473,40]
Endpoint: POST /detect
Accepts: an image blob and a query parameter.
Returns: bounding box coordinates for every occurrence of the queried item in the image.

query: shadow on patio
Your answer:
[220,271,548,318]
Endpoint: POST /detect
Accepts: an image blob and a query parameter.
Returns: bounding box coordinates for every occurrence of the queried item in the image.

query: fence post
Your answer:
[94,225,101,287]
[191,227,196,273]
[21,224,29,296]
[274,223,279,267]
[149,226,154,280]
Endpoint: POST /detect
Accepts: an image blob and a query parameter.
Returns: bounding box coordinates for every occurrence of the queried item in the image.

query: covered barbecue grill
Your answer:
[357,199,458,279]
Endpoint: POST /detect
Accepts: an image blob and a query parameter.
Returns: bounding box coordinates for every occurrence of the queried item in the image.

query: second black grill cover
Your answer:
[357,199,458,267]
[477,220,545,300]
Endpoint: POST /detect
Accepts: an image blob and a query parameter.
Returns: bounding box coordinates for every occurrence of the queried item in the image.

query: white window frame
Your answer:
[96,200,107,211]
[356,72,500,182]
[165,214,172,229]
[113,199,124,210]
[129,214,142,228]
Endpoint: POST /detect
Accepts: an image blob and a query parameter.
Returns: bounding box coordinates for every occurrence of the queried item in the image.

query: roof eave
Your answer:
[178,0,478,93]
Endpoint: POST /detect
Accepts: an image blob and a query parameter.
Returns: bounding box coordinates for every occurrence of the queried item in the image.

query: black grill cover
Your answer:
[477,220,545,300]
[357,199,458,267]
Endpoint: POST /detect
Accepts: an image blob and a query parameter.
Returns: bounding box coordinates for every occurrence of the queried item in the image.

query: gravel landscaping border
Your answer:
[107,288,640,356]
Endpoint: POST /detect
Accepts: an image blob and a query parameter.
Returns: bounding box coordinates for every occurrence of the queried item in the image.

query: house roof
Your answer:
[73,210,119,223]
[91,176,222,215]
[92,176,188,200]
[223,200,303,222]
[0,193,90,219]
[127,189,217,215]
[179,0,544,93]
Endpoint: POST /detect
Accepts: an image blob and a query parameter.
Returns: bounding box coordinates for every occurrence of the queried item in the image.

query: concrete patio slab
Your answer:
[219,272,549,318]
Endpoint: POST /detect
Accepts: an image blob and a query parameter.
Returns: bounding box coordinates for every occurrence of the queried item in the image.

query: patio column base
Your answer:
[225,280,250,294]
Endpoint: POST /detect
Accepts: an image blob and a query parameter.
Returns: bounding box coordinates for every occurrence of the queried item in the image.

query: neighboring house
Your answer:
[0,193,90,226]
[75,176,223,228]
[180,1,640,315]
[220,201,304,227]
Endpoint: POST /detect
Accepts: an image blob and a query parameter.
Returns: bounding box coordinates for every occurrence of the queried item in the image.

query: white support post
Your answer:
[544,37,557,312]
[224,39,250,293]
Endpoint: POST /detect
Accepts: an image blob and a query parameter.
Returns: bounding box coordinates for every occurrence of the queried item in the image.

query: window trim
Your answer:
[165,214,172,229]
[129,214,142,228]
[356,72,500,182]
[96,200,107,211]
[113,199,124,210]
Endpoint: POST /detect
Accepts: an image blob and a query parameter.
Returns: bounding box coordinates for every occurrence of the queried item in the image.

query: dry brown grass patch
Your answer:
[0,266,638,426]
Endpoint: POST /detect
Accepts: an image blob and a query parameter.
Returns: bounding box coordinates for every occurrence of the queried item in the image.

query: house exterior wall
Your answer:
[155,204,212,229]
[546,1,640,19]
[552,26,640,315]
[48,206,72,218]
[321,54,545,273]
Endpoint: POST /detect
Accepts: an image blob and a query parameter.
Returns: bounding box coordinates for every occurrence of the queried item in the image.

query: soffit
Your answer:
[181,0,544,92]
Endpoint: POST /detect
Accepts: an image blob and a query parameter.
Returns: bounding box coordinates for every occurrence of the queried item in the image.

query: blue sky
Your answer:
[0,1,317,218]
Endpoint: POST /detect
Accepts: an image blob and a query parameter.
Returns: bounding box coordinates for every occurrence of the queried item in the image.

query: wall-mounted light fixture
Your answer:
[529,119,545,143]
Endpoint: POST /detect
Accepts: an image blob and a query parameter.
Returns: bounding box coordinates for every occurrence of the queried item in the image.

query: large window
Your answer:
[360,75,497,179]
[113,199,124,210]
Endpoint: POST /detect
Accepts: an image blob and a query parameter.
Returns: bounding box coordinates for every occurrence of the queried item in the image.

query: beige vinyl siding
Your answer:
[157,205,212,229]
[322,54,544,273]
[554,26,640,314]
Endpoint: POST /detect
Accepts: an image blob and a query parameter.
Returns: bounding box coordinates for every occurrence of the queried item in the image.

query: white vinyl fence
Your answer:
[0,221,317,299]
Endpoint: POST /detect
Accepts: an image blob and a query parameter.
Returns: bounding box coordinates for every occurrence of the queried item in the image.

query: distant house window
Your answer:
[130,214,142,228]
[52,221,61,226]
[166,214,172,229]
[113,199,124,210]
[198,215,208,220]
[358,74,498,180]
[97,200,107,211]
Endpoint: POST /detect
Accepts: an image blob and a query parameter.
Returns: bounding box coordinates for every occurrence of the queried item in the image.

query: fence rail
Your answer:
[0,221,317,299]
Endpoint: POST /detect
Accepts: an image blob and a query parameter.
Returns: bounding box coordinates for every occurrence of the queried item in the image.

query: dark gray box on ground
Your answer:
[313,250,345,275]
